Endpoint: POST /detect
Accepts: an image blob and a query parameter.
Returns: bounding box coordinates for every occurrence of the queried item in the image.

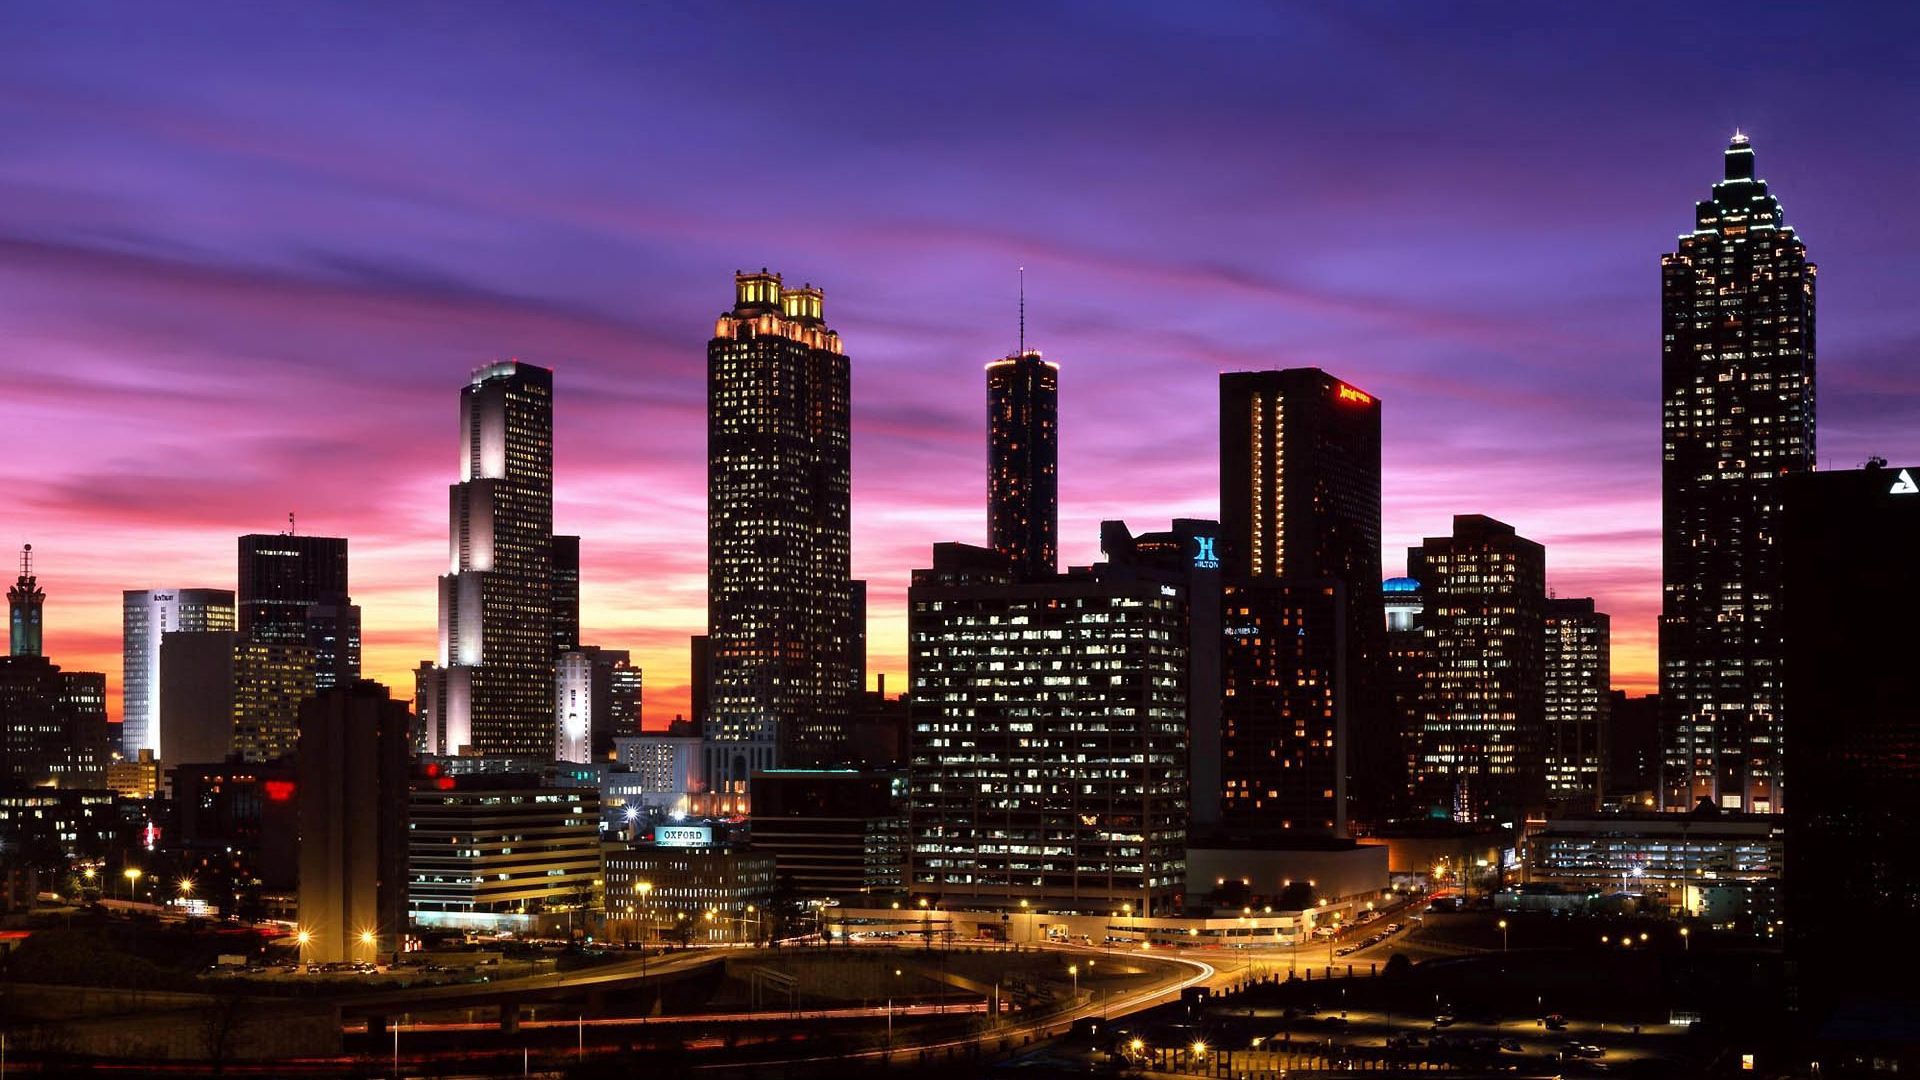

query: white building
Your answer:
[121,588,233,760]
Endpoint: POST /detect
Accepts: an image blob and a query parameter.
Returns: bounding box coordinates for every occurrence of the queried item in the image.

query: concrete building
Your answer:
[157,630,238,768]
[604,839,775,944]
[1524,807,1779,925]
[408,771,601,931]
[296,681,411,962]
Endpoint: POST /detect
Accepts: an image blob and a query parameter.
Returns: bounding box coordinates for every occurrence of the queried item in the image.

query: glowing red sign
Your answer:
[264,780,296,803]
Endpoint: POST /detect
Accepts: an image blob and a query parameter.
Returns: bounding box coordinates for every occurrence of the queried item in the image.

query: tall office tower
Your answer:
[706,271,855,780]
[237,533,359,691]
[907,543,1189,916]
[296,680,411,963]
[420,361,555,757]
[1219,370,1389,825]
[122,588,235,760]
[1783,463,1920,1004]
[1660,134,1816,815]
[1544,598,1611,807]
[986,349,1059,579]
[1101,519,1223,828]
[9,545,43,658]
[1407,516,1547,823]
[551,535,580,654]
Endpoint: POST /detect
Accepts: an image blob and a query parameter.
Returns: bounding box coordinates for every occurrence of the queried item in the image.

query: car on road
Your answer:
[1432,1014,1456,1027]
[1544,1013,1569,1030]
[1500,1039,1524,1052]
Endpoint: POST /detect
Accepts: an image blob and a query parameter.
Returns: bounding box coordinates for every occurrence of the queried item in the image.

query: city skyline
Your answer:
[8,6,1920,726]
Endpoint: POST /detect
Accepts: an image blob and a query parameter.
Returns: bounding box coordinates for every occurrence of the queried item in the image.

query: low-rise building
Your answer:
[750,769,905,905]
[604,835,775,944]
[408,771,603,932]
[1525,806,1780,926]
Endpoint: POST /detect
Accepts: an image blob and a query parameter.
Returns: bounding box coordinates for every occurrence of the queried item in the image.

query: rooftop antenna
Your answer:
[287,511,296,536]
[1018,266,1026,356]
[19,543,31,578]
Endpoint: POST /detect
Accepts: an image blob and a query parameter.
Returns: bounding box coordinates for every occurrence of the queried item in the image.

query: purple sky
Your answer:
[4,3,1918,721]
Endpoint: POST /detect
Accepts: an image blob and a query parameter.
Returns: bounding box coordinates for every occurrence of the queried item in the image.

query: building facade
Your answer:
[604,842,775,943]
[749,769,906,904]
[1783,463,1920,998]
[297,681,411,961]
[1407,516,1547,823]
[907,543,1189,915]
[1219,370,1389,826]
[707,271,856,779]
[1218,579,1347,835]
[1660,135,1816,814]
[555,646,640,764]
[237,533,359,691]
[420,361,556,758]
[408,772,601,930]
[1544,598,1610,806]
[986,350,1059,580]
[122,588,234,760]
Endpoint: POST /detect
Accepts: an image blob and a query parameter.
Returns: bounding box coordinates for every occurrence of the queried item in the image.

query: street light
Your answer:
[1680,926,1691,952]
[1498,918,1509,952]
[177,877,194,897]
[123,867,142,901]
[295,928,312,967]
[1069,963,1078,1000]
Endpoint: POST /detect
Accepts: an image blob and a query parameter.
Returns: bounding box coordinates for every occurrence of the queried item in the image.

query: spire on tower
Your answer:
[1018,266,1026,356]
[9,542,45,658]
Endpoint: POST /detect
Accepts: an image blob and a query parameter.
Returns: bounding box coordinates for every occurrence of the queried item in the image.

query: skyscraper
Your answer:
[122,588,235,760]
[419,361,555,757]
[1544,597,1610,807]
[987,350,1058,579]
[1660,134,1815,814]
[1219,370,1390,825]
[9,545,43,658]
[551,535,580,654]
[1407,515,1547,823]
[237,533,359,690]
[297,680,411,963]
[1782,462,1920,1002]
[706,271,855,781]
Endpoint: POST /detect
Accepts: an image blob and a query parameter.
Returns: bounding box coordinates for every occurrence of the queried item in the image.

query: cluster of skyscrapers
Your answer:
[2,135,1915,1001]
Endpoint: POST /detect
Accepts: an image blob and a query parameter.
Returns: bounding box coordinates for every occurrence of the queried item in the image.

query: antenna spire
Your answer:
[19,544,30,578]
[1018,267,1026,356]
[287,511,296,536]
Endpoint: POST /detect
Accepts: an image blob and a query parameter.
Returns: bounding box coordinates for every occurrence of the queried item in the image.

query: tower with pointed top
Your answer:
[987,348,1059,581]
[1660,134,1816,814]
[9,545,44,658]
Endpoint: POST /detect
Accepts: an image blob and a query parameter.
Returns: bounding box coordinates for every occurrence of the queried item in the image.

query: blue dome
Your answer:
[1382,576,1420,593]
